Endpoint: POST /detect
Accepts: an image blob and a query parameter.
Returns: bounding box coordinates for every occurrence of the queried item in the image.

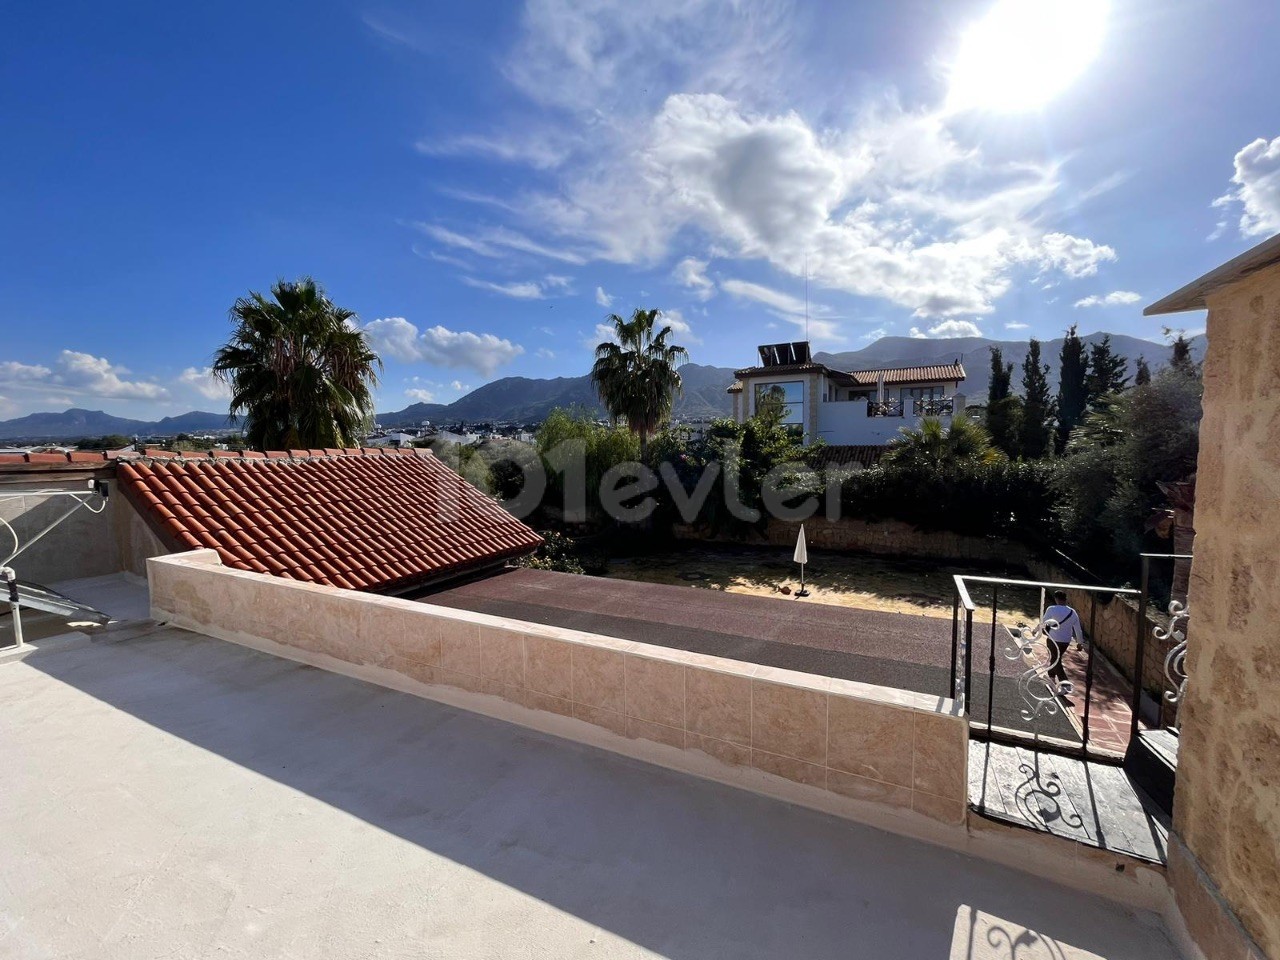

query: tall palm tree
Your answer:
[881,416,1004,470]
[212,278,381,450]
[590,308,688,458]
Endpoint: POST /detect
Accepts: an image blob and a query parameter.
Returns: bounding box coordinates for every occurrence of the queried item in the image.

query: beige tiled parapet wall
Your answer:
[147,549,969,837]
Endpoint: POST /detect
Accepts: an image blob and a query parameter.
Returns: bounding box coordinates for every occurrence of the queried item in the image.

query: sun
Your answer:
[946,0,1109,112]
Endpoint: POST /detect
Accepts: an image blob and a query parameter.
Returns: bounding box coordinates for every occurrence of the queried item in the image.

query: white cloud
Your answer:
[720,278,807,315]
[177,367,231,401]
[1004,321,1030,330]
[720,277,842,343]
[405,388,437,403]
[1036,232,1116,278]
[595,285,614,307]
[535,347,556,359]
[861,327,888,342]
[909,320,984,339]
[515,90,1116,319]
[419,0,1121,325]
[0,361,52,382]
[658,308,700,344]
[417,223,587,265]
[1213,136,1280,238]
[450,380,470,392]
[461,274,573,299]
[673,257,715,301]
[461,277,546,299]
[360,318,524,377]
[1074,290,1142,308]
[53,351,168,400]
[415,132,568,170]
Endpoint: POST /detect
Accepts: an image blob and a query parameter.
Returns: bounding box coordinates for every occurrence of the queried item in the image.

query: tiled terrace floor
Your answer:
[968,741,1171,864]
[0,625,1183,960]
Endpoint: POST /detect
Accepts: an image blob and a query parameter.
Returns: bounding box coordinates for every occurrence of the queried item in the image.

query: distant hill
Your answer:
[0,408,233,442]
[815,332,1207,401]
[377,363,739,426]
[1,332,1206,440]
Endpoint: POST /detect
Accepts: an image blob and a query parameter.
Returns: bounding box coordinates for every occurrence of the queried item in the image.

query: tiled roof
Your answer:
[845,362,966,386]
[733,361,966,385]
[118,448,543,592]
[726,380,743,393]
[733,361,829,378]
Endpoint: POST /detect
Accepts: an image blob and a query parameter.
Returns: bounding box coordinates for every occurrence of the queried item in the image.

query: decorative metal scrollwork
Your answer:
[1156,600,1189,706]
[1004,616,1072,721]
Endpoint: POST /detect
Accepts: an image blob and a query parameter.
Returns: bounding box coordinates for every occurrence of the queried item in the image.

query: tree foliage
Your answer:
[1134,356,1152,386]
[590,308,688,457]
[1055,324,1089,453]
[1084,334,1130,406]
[212,278,380,449]
[1054,366,1203,575]
[1018,338,1054,459]
[882,416,1003,471]
[985,347,1021,457]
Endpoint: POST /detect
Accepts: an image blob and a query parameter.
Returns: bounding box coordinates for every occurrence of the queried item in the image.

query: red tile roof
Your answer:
[731,360,965,387]
[844,362,966,386]
[117,448,543,592]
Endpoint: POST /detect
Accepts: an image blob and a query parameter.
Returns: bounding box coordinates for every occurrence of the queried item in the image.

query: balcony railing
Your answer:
[913,397,954,417]
[867,400,903,418]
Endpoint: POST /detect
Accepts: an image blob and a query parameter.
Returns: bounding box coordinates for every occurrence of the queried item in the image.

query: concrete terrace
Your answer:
[2,619,1181,960]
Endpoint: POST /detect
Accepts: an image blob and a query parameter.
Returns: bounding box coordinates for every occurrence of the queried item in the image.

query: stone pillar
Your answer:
[1171,268,1280,959]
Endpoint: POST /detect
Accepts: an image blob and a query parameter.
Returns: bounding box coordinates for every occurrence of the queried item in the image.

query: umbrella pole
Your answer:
[796,563,809,598]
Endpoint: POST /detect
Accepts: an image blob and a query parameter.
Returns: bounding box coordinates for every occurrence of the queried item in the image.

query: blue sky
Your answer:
[2,0,1278,419]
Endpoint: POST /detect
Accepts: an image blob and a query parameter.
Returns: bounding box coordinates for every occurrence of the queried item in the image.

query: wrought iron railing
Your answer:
[867,400,902,418]
[1131,553,1193,739]
[913,397,954,417]
[951,573,1139,756]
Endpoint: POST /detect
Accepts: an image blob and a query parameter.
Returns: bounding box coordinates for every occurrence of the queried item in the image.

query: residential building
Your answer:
[727,341,966,446]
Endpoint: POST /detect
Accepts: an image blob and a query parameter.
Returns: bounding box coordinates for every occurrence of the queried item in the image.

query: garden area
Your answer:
[603,541,1043,622]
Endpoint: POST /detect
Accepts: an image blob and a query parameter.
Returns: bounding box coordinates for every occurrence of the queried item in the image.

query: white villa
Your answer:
[727,341,967,446]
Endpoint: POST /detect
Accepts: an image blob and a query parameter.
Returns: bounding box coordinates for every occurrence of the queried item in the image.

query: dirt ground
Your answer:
[605,543,1043,623]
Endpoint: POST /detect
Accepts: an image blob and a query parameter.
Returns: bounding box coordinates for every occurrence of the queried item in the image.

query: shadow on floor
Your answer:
[11,628,1179,959]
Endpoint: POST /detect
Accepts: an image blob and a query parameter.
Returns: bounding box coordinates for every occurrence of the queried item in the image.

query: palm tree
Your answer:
[212,278,381,449]
[590,308,688,458]
[881,416,1004,470]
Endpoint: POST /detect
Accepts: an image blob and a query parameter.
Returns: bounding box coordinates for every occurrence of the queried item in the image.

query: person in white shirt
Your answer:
[1043,590,1084,687]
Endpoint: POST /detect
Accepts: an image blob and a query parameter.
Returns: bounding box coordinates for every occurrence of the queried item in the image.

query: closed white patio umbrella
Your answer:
[793,524,810,598]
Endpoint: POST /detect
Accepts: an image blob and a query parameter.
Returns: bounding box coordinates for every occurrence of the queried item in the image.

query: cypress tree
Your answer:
[1135,355,1152,386]
[985,347,1021,456]
[1168,332,1197,377]
[1055,324,1089,453]
[1018,338,1053,459]
[1085,333,1129,406]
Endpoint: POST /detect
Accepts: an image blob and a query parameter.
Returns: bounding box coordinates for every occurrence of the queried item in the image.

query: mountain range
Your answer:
[0,332,1206,441]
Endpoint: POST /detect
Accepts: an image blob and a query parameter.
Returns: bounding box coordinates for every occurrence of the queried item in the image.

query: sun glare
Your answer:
[946,0,1109,112]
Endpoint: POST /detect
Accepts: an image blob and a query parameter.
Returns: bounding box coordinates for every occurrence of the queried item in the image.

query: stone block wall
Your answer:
[1171,267,1280,960]
[148,549,970,834]
[0,473,167,583]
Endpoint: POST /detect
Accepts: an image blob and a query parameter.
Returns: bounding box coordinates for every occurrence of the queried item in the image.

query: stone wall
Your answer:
[1172,266,1280,960]
[148,549,970,835]
[0,473,167,583]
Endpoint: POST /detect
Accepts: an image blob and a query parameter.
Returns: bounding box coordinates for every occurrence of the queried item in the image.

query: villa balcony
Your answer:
[816,395,962,445]
[914,397,955,417]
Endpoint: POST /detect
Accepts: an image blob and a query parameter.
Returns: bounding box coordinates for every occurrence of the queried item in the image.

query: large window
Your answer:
[754,381,805,426]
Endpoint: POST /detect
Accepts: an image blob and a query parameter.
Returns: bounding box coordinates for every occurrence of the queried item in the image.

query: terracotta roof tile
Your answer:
[119,448,542,592]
